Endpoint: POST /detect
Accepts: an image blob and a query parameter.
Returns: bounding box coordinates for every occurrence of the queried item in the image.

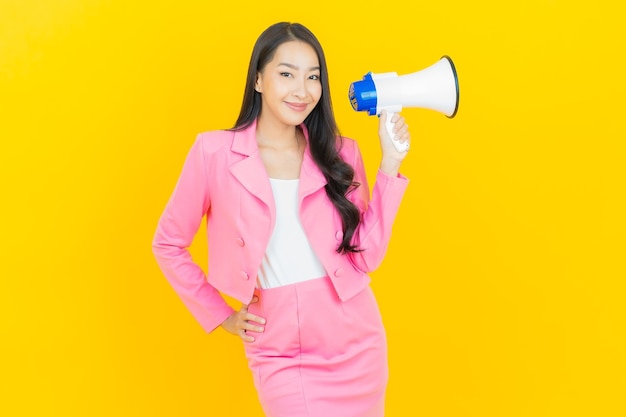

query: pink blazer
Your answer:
[152,121,409,333]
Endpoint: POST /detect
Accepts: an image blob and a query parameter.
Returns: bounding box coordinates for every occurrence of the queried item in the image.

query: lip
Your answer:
[285,102,308,112]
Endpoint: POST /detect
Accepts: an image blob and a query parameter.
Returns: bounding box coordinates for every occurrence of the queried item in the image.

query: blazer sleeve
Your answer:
[152,135,235,333]
[347,139,409,272]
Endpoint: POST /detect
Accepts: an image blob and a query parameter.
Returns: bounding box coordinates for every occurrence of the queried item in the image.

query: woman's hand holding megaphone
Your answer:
[378,109,410,176]
[380,110,411,153]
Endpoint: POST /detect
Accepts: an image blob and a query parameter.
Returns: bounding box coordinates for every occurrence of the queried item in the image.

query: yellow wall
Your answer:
[1,0,624,415]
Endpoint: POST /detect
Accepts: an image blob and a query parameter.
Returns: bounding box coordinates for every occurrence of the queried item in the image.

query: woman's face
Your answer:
[255,40,322,127]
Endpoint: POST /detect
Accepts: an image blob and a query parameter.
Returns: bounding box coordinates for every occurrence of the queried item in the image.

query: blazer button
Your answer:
[239,271,249,280]
[335,231,343,241]
[236,238,245,247]
[334,268,343,277]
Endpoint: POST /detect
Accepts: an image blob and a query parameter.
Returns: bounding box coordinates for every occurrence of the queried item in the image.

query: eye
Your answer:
[309,74,320,80]
[280,72,293,78]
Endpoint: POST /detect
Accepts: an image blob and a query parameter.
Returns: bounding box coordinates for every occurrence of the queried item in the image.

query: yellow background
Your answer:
[1,0,624,416]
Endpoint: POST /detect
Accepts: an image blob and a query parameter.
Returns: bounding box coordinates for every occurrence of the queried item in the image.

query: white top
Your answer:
[256,178,327,289]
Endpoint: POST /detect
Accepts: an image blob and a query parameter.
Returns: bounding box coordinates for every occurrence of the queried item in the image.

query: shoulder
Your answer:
[194,129,234,154]
[337,135,362,162]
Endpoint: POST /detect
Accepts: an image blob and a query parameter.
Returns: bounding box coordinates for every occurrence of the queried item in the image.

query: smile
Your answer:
[285,102,308,112]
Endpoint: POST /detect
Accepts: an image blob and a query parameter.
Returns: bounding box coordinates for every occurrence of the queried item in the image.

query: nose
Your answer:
[292,77,307,99]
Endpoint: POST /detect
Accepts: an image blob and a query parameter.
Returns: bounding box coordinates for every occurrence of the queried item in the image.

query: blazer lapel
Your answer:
[228,122,275,211]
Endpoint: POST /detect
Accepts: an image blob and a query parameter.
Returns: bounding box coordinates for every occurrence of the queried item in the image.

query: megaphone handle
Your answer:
[385,111,410,153]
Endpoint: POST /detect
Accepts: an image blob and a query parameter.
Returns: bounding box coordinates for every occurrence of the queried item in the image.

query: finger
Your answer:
[393,118,407,132]
[244,315,266,333]
[245,312,266,325]
[396,124,409,137]
[243,321,265,334]
[240,328,256,343]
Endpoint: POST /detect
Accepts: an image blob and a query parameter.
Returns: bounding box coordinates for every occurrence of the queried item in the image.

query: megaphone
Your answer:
[348,56,459,152]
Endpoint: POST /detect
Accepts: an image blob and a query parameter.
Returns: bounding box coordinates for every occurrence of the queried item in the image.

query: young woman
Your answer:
[153,22,410,417]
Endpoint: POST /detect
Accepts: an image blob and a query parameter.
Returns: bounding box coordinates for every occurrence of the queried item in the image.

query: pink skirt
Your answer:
[243,276,388,417]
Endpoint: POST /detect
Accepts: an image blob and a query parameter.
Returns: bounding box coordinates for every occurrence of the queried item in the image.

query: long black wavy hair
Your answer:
[232,22,361,254]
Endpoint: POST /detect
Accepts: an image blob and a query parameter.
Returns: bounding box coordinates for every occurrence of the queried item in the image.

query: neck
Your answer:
[256,116,301,150]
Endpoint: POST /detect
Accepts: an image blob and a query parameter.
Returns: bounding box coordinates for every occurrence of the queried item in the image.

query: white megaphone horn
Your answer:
[348,56,459,152]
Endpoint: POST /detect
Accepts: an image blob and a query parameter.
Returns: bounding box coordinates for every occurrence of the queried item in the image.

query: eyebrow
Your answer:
[278,62,321,71]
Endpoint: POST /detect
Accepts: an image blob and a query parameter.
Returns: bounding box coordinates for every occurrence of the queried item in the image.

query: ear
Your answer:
[255,73,262,93]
